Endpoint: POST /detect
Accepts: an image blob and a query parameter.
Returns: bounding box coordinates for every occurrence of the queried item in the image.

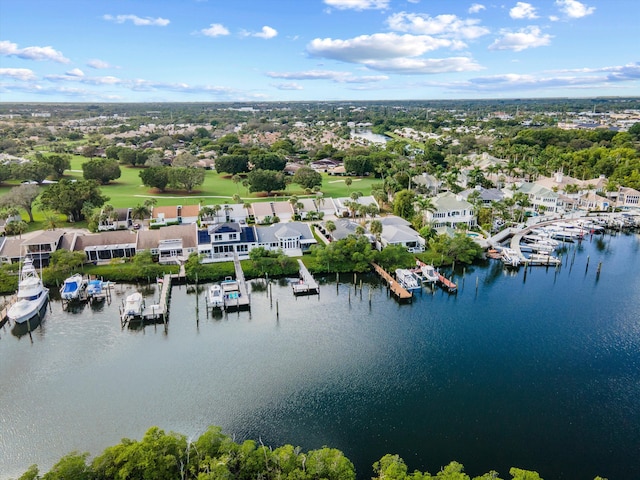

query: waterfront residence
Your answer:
[378,216,425,253]
[98,207,132,231]
[324,219,372,242]
[459,185,504,205]
[426,192,476,229]
[609,186,640,210]
[255,222,317,256]
[197,222,257,263]
[73,230,138,264]
[516,183,561,214]
[578,192,611,211]
[150,204,200,227]
[535,172,607,195]
[136,224,198,264]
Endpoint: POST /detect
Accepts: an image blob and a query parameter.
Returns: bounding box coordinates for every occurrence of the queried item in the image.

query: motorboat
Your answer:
[86,278,105,301]
[501,248,521,267]
[8,257,49,325]
[121,292,144,321]
[221,276,240,300]
[395,268,420,290]
[60,273,86,301]
[420,264,439,283]
[207,283,224,309]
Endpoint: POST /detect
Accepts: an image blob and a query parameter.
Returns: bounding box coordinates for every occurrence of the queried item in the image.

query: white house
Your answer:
[426,192,476,229]
[378,216,425,253]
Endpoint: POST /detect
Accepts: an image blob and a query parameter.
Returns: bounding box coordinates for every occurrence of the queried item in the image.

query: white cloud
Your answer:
[510,2,538,19]
[0,40,70,63]
[361,56,482,74]
[66,68,85,77]
[387,12,490,40]
[0,68,37,81]
[308,33,460,63]
[201,23,230,37]
[555,0,595,18]
[272,82,304,91]
[468,4,486,14]
[87,59,112,69]
[103,14,170,26]
[323,0,389,10]
[489,26,552,51]
[254,26,278,39]
[266,69,388,83]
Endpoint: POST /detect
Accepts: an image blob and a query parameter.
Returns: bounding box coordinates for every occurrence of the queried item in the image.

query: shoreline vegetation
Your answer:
[15,425,594,480]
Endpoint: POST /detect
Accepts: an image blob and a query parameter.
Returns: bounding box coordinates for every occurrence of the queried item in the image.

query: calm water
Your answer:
[351,128,390,144]
[1,232,639,480]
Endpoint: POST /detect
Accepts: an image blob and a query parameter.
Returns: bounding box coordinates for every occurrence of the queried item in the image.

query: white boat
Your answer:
[8,257,49,325]
[221,276,240,300]
[395,268,420,290]
[121,292,144,321]
[207,283,224,309]
[60,273,86,301]
[501,248,521,267]
[420,264,439,283]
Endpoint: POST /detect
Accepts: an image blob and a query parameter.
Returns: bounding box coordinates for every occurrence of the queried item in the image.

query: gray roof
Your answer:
[255,222,315,243]
[433,191,473,211]
[379,215,410,227]
[459,187,504,202]
[73,230,138,251]
[381,225,423,243]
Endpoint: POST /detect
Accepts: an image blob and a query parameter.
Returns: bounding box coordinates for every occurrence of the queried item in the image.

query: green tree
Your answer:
[250,152,286,171]
[41,452,92,480]
[247,169,286,195]
[393,189,416,220]
[39,154,71,179]
[39,179,108,222]
[15,161,53,184]
[0,183,40,222]
[293,166,323,190]
[139,166,170,191]
[82,158,121,185]
[169,167,205,192]
[215,154,250,174]
[172,151,198,167]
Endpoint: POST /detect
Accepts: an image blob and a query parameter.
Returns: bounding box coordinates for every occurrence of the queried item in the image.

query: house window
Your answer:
[214,234,222,241]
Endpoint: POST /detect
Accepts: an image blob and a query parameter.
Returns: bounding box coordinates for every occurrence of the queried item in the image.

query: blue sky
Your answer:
[1,0,638,102]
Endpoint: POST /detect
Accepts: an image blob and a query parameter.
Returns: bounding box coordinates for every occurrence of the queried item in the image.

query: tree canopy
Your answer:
[82,158,121,185]
[39,179,108,222]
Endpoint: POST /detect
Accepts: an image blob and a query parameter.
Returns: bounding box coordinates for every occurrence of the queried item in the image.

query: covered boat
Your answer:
[60,273,86,301]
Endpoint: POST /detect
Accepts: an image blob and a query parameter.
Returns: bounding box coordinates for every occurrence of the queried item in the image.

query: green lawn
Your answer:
[0,155,384,228]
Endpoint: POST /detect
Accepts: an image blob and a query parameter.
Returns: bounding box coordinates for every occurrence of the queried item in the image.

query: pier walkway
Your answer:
[371,263,413,302]
[140,274,171,322]
[293,260,319,295]
[225,253,250,311]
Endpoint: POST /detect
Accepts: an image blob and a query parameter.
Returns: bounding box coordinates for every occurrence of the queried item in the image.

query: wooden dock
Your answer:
[224,253,250,311]
[141,274,171,322]
[0,295,17,328]
[293,260,319,295]
[371,263,413,302]
[436,272,457,293]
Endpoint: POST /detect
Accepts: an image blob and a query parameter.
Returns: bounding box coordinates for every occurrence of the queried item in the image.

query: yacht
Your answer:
[207,283,224,309]
[8,257,49,325]
[420,264,439,283]
[395,268,420,290]
[60,273,86,301]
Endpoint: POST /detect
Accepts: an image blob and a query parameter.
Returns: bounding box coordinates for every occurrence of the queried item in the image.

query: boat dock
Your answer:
[225,254,250,311]
[371,263,413,302]
[436,272,457,293]
[0,295,17,328]
[141,274,172,322]
[292,260,319,295]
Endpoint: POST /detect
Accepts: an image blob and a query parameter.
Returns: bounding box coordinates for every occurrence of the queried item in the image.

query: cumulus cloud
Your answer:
[555,0,595,18]
[489,26,552,51]
[386,12,490,40]
[0,40,70,63]
[253,26,278,39]
[87,59,113,69]
[308,33,462,63]
[510,2,538,19]
[201,23,230,37]
[0,67,37,81]
[103,14,170,26]
[323,0,389,10]
[361,56,482,74]
[468,4,486,14]
[266,69,388,83]
[66,68,85,77]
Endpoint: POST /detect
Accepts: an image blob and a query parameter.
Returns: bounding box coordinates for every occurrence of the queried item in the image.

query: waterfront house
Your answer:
[459,186,504,205]
[610,186,640,210]
[74,230,138,264]
[378,216,425,253]
[197,222,258,262]
[426,192,476,229]
[517,183,561,214]
[136,224,198,264]
[255,222,317,256]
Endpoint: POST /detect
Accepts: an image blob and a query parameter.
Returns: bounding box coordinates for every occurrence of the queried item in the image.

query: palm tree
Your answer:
[131,203,151,224]
[369,219,382,242]
[232,194,241,204]
[213,204,222,223]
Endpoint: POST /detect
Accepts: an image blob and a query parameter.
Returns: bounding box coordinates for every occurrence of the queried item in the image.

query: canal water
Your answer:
[1,232,639,480]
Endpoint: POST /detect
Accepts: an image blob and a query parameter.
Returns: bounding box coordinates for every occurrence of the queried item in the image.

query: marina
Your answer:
[0,231,639,480]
